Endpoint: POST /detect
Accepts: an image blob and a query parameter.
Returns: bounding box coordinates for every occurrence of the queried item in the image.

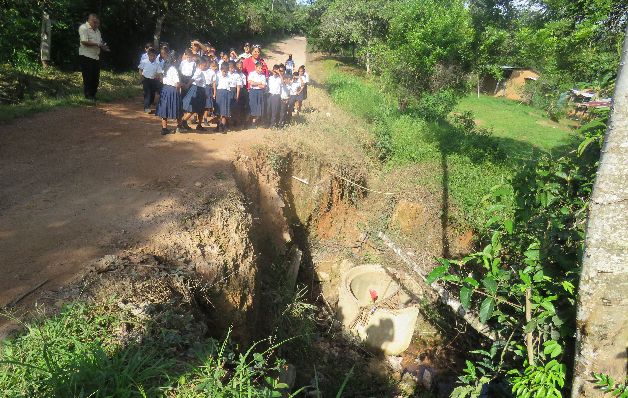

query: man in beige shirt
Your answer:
[78,14,109,100]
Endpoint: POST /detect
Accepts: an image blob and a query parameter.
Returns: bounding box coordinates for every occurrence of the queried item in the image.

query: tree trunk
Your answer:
[571,25,628,397]
[153,15,166,49]
[40,11,51,67]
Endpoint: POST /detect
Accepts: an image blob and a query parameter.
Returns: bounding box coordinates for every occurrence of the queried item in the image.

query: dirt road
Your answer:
[0,36,307,309]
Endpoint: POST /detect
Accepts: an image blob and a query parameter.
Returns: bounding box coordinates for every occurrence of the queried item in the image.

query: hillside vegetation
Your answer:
[299,0,625,395]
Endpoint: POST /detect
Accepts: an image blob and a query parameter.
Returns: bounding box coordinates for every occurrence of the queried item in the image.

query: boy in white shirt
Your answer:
[201,61,217,126]
[289,72,303,116]
[279,74,292,127]
[138,48,162,113]
[140,42,152,64]
[179,49,196,86]
[267,64,283,128]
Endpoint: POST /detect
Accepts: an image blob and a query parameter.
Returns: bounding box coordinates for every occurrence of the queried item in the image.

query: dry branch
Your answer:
[378,232,497,341]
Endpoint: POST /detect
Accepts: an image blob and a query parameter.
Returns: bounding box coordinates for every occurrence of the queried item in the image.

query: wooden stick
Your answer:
[525,288,535,366]
[6,279,49,308]
[378,232,496,340]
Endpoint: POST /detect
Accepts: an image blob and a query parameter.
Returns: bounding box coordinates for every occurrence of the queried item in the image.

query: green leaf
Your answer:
[577,136,595,156]
[482,277,497,295]
[460,286,472,310]
[519,271,531,286]
[543,341,563,358]
[504,219,514,234]
[426,265,448,284]
[442,274,462,282]
[463,277,479,287]
[562,281,575,295]
[479,297,495,323]
[524,248,539,261]
[524,319,537,334]
[541,301,555,313]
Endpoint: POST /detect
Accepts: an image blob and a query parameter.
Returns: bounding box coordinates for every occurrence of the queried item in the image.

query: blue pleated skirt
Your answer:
[182,85,206,114]
[216,89,231,117]
[205,86,214,109]
[249,89,264,117]
[156,85,182,119]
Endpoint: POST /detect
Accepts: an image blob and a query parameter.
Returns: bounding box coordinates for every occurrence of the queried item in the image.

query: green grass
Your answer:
[319,60,582,231]
[457,95,576,159]
[0,302,302,397]
[0,65,141,122]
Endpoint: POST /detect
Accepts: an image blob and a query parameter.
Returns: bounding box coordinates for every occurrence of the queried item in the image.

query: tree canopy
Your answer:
[0,0,303,70]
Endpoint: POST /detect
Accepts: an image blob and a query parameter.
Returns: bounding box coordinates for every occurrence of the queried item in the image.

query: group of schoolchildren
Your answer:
[137,41,309,135]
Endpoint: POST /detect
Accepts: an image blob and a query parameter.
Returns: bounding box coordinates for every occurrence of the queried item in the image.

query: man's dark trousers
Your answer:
[80,55,100,99]
[143,78,159,108]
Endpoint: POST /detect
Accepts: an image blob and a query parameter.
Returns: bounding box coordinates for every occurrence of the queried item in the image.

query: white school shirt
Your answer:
[140,52,148,63]
[179,59,196,77]
[162,66,180,87]
[227,71,241,88]
[300,72,309,84]
[215,73,230,90]
[267,75,282,95]
[280,83,291,100]
[235,72,246,88]
[138,59,162,79]
[290,81,301,96]
[191,68,205,87]
[202,69,216,87]
[248,71,267,90]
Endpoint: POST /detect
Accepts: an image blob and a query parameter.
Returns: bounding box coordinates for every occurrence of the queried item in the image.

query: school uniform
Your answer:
[248,71,266,117]
[300,72,309,100]
[156,66,183,119]
[138,58,162,110]
[228,71,244,119]
[182,68,206,114]
[202,69,217,110]
[285,59,295,76]
[267,74,283,127]
[179,59,196,85]
[215,73,231,117]
[237,71,249,116]
[280,82,291,126]
[289,80,302,111]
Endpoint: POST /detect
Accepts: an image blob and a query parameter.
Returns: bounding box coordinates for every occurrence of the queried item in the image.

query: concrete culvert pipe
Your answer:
[337,264,419,355]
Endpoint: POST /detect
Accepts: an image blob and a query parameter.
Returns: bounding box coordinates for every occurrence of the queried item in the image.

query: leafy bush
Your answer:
[428,114,607,396]
[381,0,473,96]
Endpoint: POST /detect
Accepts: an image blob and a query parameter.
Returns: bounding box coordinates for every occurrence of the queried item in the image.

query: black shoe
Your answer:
[161,128,170,135]
[196,125,206,131]
[181,121,192,131]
